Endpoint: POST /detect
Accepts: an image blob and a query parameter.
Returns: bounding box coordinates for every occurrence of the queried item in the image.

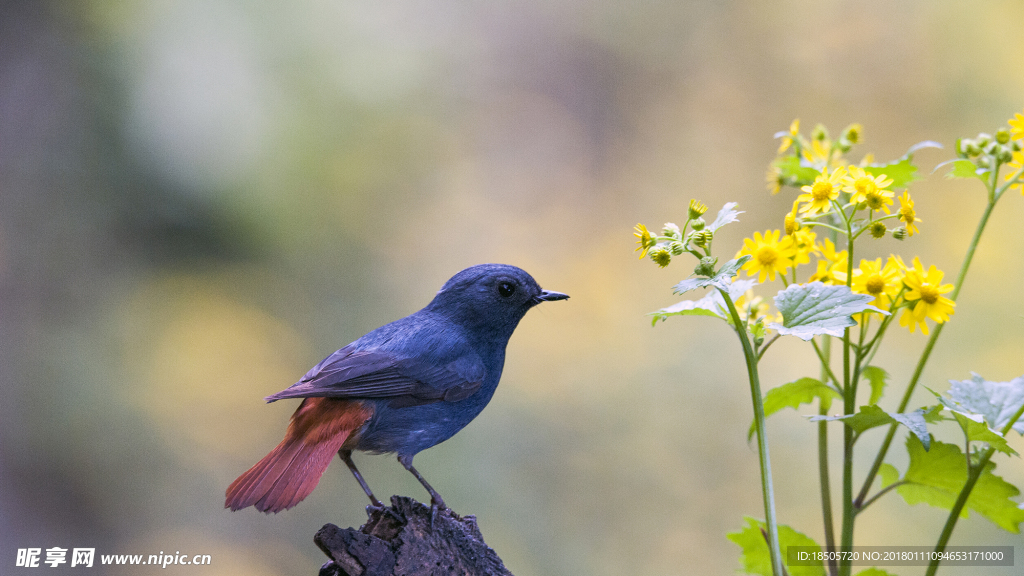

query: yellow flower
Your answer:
[897,191,921,235]
[850,257,901,311]
[843,166,894,212]
[899,257,955,335]
[736,230,797,283]
[1010,109,1024,141]
[778,119,800,153]
[815,238,845,263]
[766,165,784,195]
[798,166,847,216]
[791,228,816,266]
[735,289,772,323]
[807,239,848,284]
[1006,150,1023,195]
[809,258,849,285]
[634,223,655,259]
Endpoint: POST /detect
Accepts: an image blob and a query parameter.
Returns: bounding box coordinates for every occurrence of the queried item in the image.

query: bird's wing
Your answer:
[264,343,485,407]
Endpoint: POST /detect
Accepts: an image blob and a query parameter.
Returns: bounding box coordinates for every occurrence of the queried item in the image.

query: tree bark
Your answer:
[315,496,513,576]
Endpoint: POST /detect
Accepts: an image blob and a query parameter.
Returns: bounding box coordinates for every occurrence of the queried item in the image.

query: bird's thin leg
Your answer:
[339,449,383,508]
[397,454,446,509]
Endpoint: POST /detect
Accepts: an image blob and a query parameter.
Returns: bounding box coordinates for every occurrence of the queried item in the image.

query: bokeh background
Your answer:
[2,1,1023,574]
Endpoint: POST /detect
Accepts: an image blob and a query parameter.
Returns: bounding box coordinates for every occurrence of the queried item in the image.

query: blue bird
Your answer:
[226,264,568,513]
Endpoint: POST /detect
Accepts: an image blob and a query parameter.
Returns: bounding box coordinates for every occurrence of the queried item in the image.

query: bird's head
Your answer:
[427,264,568,337]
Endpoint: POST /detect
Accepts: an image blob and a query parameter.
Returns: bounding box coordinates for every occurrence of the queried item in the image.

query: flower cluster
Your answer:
[957,108,1024,195]
[746,119,956,334]
[633,199,712,269]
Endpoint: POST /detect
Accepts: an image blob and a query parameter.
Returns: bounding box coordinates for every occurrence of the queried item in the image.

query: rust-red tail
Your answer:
[225,398,372,513]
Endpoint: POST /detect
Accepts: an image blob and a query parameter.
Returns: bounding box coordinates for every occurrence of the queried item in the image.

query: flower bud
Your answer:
[1012,140,1022,152]
[694,256,718,277]
[650,247,672,267]
[892,227,908,241]
[996,128,1010,144]
[691,217,706,231]
[869,221,887,239]
[692,230,713,248]
[964,141,981,156]
[996,146,1013,164]
[669,241,685,256]
[842,123,863,145]
[662,223,681,239]
[812,124,828,142]
[976,133,992,147]
[784,212,799,235]
[688,199,708,219]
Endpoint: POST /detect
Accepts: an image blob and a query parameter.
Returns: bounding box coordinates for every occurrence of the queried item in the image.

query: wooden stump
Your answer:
[315,496,513,576]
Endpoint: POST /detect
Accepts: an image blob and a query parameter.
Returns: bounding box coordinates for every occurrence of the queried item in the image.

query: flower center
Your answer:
[855,177,876,196]
[918,284,939,304]
[811,181,833,201]
[756,246,778,266]
[865,191,885,209]
[865,275,885,295]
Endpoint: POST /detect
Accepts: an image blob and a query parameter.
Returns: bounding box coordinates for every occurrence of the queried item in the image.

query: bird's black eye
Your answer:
[498,282,516,297]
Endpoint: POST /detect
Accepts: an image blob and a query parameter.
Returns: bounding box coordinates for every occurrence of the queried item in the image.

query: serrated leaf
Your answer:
[940,373,1024,434]
[862,366,888,406]
[748,378,841,441]
[707,201,743,232]
[863,141,941,189]
[896,436,1024,533]
[672,257,753,296]
[773,155,820,186]
[950,412,1016,456]
[727,517,825,576]
[768,282,886,341]
[940,158,987,181]
[878,463,900,489]
[809,405,932,450]
[650,291,728,325]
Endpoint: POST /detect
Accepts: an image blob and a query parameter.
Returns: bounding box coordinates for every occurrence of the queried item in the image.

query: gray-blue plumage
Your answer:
[258,264,567,507]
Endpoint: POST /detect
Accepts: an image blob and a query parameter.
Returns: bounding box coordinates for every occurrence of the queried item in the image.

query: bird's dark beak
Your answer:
[534,290,569,303]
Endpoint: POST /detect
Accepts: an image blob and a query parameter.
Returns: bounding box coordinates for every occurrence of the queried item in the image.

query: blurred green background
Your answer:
[2,1,1022,574]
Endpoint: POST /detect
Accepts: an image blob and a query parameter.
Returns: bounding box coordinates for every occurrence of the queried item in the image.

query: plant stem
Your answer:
[817,335,837,576]
[839,202,856,576]
[719,288,783,576]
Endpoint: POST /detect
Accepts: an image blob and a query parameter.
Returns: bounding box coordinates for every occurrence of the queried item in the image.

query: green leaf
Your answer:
[862,365,888,406]
[939,373,1024,434]
[769,282,886,341]
[895,436,1024,533]
[748,378,841,441]
[863,140,941,189]
[671,257,752,295]
[878,463,900,489]
[654,278,756,325]
[727,517,826,576]
[773,155,820,186]
[941,158,987,181]
[950,412,1016,456]
[707,201,743,233]
[650,290,728,325]
[809,405,933,450]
